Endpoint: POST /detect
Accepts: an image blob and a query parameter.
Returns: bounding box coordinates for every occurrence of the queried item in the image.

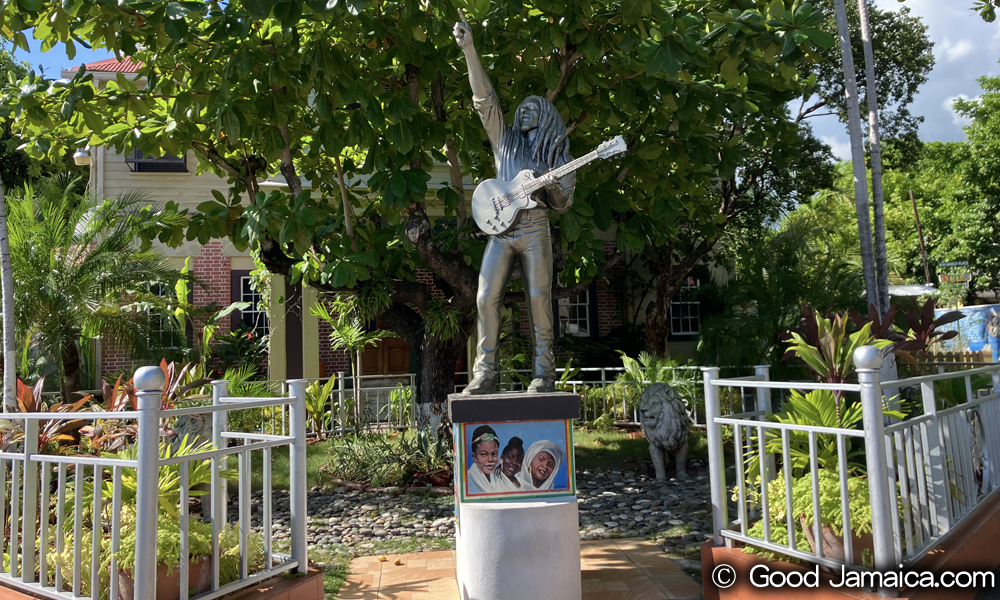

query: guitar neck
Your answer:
[524,149,600,194]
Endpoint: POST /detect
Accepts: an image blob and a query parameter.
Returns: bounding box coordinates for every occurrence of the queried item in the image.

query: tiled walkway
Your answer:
[337,537,703,599]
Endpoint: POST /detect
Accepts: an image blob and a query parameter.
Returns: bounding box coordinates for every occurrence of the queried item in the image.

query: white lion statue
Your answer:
[639,383,690,480]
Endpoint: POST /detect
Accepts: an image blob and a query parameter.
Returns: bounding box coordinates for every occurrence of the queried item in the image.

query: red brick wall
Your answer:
[101,241,233,377]
[318,319,351,377]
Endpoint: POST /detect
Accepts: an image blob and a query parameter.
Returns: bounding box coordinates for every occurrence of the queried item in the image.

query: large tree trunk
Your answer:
[833,0,880,312]
[0,180,14,411]
[60,339,81,404]
[413,332,468,435]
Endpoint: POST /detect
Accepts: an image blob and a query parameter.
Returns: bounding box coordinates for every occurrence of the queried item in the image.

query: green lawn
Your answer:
[229,439,335,492]
[574,426,709,470]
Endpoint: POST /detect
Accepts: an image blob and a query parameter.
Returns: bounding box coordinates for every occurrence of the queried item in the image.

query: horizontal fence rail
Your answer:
[0,369,309,600]
[704,350,1000,598]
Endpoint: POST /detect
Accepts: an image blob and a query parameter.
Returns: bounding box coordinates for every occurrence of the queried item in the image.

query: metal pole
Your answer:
[288,379,309,574]
[702,366,728,546]
[855,347,897,598]
[133,366,165,599]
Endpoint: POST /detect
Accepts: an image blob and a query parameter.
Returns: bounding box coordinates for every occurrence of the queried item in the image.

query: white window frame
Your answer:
[558,287,591,338]
[147,282,182,349]
[240,276,269,337]
[669,277,701,336]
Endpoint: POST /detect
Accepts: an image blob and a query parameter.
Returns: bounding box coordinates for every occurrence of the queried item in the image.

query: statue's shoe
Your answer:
[526,378,555,393]
[462,375,496,395]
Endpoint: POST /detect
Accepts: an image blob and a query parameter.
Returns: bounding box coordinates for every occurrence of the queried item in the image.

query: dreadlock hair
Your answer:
[515,95,572,170]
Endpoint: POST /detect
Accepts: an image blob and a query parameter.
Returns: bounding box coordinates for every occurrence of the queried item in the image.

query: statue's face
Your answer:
[517,99,541,132]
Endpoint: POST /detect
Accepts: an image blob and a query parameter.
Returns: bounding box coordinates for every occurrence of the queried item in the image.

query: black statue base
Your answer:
[447,391,580,424]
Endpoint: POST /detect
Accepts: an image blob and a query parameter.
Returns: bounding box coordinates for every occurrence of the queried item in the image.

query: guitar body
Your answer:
[469,135,627,235]
[471,169,539,235]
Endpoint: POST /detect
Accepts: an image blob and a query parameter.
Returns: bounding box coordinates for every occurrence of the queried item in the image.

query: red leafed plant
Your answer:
[11,377,90,454]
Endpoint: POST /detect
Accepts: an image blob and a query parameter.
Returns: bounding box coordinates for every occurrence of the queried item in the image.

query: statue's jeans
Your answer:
[472,209,555,382]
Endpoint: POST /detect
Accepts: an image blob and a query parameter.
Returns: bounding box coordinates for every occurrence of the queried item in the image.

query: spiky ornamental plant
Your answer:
[8,178,189,401]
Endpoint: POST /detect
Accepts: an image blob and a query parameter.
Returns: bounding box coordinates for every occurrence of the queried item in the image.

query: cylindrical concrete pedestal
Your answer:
[455,496,581,600]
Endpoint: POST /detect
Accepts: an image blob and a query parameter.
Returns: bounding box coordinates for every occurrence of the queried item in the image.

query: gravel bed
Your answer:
[226,462,712,558]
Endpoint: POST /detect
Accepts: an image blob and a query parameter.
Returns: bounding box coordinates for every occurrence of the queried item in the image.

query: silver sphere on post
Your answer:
[133,366,166,392]
[853,345,883,371]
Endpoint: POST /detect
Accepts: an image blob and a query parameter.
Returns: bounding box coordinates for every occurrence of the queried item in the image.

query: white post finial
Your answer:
[853,345,883,371]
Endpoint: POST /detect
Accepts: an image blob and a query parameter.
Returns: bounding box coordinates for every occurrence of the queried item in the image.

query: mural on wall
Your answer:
[935,303,1000,361]
[454,420,575,503]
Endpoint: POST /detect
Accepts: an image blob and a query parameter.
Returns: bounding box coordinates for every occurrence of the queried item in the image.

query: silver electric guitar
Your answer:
[472,135,627,235]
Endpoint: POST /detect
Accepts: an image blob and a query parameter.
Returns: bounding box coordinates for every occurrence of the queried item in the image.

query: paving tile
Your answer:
[582,578,607,592]
[606,581,633,591]
[338,537,704,600]
[625,576,669,600]
[583,592,636,600]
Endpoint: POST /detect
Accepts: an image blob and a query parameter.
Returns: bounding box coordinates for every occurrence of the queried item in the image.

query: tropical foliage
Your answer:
[8,178,188,399]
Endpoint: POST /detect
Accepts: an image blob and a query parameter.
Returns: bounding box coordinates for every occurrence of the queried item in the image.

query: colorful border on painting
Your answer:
[455,419,576,503]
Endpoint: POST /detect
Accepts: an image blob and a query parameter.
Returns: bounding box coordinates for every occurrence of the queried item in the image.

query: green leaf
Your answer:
[273,1,302,26]
[643,40,685,76]
[164,17,188,39]
[621,0,643,25]
[592,199,611,231]
[544,56,561,91]
[221,108,241,140]
[18,0,42,11]
[165,2,190,19]
[243,0,272,19]
[720,56,740,83]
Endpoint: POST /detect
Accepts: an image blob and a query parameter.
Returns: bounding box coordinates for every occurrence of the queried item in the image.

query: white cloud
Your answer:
[821,135,853,162]
[938,39,974,62]
[943,94,978,127]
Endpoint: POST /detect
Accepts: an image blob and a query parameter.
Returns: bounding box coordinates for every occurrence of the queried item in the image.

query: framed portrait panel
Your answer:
[454,419,575,503]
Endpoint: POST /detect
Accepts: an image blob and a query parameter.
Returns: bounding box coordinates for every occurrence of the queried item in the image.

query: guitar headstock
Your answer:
[596,135,628,159]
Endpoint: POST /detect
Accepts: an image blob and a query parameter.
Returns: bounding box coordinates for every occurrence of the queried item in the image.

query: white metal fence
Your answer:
[704,348,1000,597]
[0,367,309,600]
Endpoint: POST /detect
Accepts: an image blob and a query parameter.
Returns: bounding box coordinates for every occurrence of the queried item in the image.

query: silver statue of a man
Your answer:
[454,21,576,395]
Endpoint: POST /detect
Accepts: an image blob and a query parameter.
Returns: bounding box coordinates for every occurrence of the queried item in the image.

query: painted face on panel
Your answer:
[501,447,524,479]
[517,99,541,132]
[529,450,555,486]
[473,440,499,475]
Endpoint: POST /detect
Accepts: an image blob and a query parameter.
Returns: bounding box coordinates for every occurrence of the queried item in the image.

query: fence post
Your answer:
[288,379,309,574]
[211,380,229,528]
[337,372,346,433]
[855,347,897,598]
[702,366,728,546]
[21,417,37,582]
[920,373,950,533]
[133,366,165,599]
[753,365,776,483]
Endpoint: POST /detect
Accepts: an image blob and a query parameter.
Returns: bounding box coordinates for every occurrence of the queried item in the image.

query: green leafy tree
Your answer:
[801,1,934,150]
[952,77,1000,297]
[0,0,834,424]
[8,178,188,400]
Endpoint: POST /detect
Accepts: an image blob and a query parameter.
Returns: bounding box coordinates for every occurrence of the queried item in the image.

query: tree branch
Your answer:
[405,203,479,304]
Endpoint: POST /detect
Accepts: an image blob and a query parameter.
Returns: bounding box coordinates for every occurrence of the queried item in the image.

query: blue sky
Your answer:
[10,0,999,160]
[809,0,1000,160]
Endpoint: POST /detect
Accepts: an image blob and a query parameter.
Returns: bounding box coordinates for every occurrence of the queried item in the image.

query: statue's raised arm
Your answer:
[453,22,493,100]
[454,22,506,149]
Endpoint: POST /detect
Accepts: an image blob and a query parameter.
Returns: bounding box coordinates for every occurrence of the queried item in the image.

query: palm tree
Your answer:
[0,178,14,411]
[832,0,879,314]
[9,177,189,401]
[856,0,890,318]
